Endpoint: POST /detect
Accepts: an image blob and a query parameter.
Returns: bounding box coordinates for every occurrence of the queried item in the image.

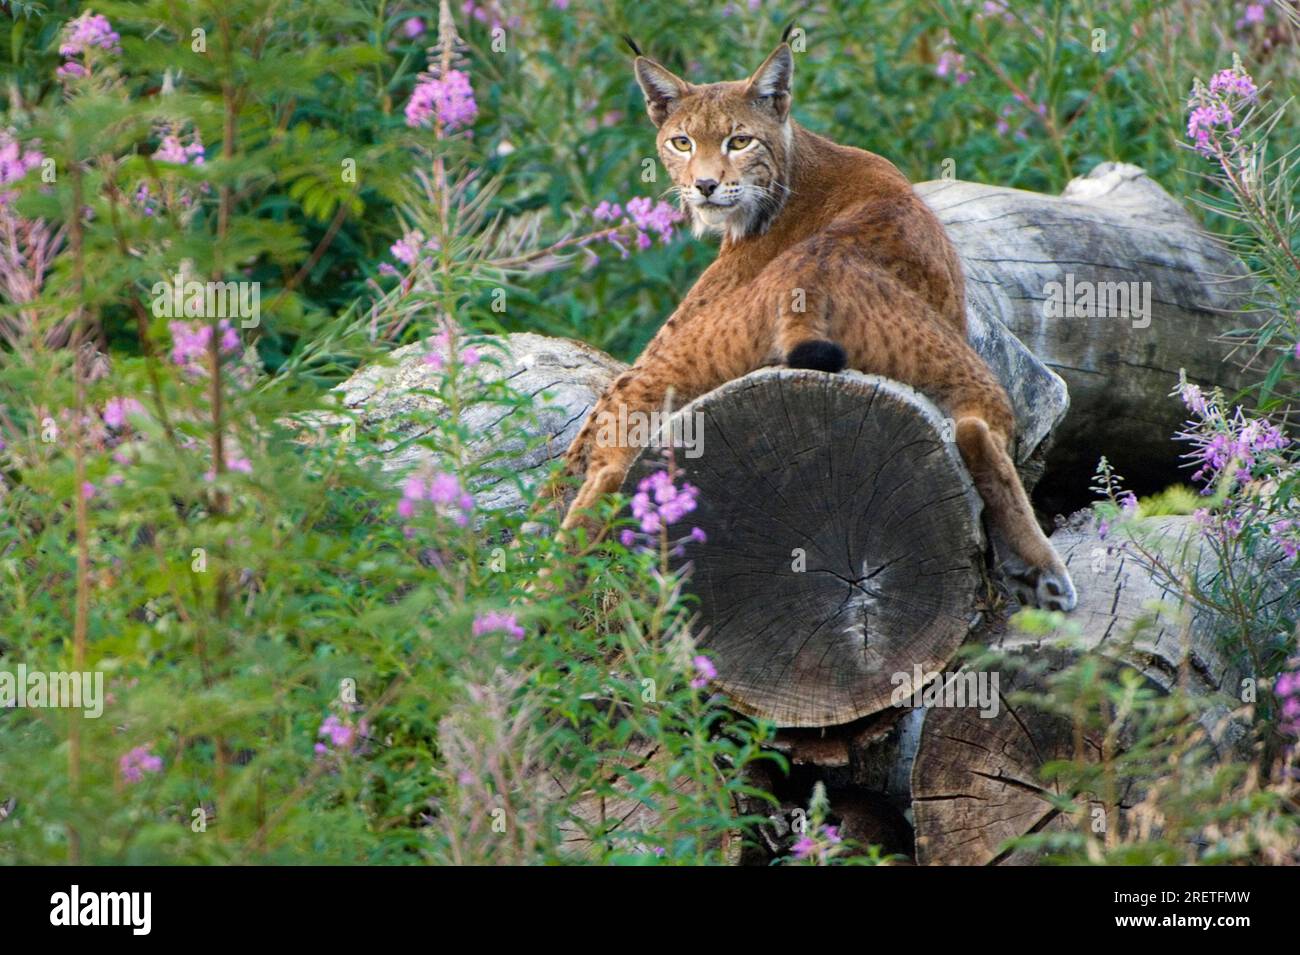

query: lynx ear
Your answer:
[634,57,690,127]
[746,43,793,121]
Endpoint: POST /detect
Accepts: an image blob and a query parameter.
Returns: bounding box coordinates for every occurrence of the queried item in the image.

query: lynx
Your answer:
[556,41,1076,612]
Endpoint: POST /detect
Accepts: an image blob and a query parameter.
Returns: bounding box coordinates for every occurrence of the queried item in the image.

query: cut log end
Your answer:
[624,369,987,728]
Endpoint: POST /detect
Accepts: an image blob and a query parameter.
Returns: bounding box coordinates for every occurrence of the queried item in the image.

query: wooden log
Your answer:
[918,162,1264,508]
[321,331,626,516]
[737,707,923,862]
[543,735,737,861]
[623,368,986,728]
[909,516,1252,866]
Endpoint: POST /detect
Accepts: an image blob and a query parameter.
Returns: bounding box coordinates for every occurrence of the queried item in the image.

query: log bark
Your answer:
[918,162,1263,508]
[322,331,625,516]
[623,368,986,728]
[909,516,1251,866]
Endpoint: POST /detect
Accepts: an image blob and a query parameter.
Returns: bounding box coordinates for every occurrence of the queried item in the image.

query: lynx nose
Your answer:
[694,178,719,198]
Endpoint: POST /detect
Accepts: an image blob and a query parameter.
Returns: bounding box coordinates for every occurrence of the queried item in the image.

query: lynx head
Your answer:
[633,43,795,243]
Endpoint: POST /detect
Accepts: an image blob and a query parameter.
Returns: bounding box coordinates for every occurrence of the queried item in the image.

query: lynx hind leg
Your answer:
[954,415,1077,612]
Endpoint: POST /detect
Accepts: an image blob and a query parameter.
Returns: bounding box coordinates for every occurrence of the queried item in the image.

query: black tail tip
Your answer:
[786,340,847,373]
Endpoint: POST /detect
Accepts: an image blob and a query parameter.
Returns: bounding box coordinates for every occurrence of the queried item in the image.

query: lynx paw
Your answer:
[1002,555,1077,612]
[786,339,847,373]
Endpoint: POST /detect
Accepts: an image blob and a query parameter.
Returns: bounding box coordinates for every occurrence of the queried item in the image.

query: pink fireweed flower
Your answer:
[59,12,121,58]
[625,196,683,242]
[1270,519,1299,560]
[391,229,439,268]
[169,319,241,375]
[1173,375,1298,556]
[399,470,475,526]
[57,11,120,81]
[421,328,480,370]
[591,201,623,223]
[1236,3,1267,30]
[620,457,707,557]
[55,61,88,80]
[102,396,144,429]
[1174,377,1288,488]
[935,35,973,85]
[461,1,520,30]
[1209,68,1258,101]
[1186,61,1257,158]
[690,655,717,689]
[119,745,162,782]
[402,17,425,38]
[0,130,44,207]
[405,69,478,131]
[203,453,253,482]
[631,468,699,534]
[791,823,842,861]
[427,472,462,506]
[936,50,972,84]
[1186,103,1238,157]
[316,714,367,755]
[154,132,206,166]
[978,0,1015,22]
[1277,661,1300,738]
[585,197,684,259]
[81,481,96,500]
[472,611,526,641]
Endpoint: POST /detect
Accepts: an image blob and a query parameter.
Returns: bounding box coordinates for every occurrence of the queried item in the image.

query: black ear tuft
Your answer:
[781,21,796,44]
[787,340,848,373]
[621,34,643,57]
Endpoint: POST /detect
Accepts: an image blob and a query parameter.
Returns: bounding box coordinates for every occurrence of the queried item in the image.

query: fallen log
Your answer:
[623,368,987,728]
[918,162,1263,510]
[322,331,625,516]
[909,516,1253,866]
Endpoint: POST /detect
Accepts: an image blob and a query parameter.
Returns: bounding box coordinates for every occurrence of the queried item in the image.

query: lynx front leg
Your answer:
[560,446,639,535]
[557,308,771,543]
[557,367,681,542]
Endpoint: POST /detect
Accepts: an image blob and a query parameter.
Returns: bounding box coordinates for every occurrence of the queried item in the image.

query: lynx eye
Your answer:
[727,135,754,150]
[668,135,692,152]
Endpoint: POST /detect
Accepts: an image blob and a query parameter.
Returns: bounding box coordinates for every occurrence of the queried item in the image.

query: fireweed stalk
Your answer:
[1185,57,1300,399]
[375,15,685,314]
[0,131,67,348]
